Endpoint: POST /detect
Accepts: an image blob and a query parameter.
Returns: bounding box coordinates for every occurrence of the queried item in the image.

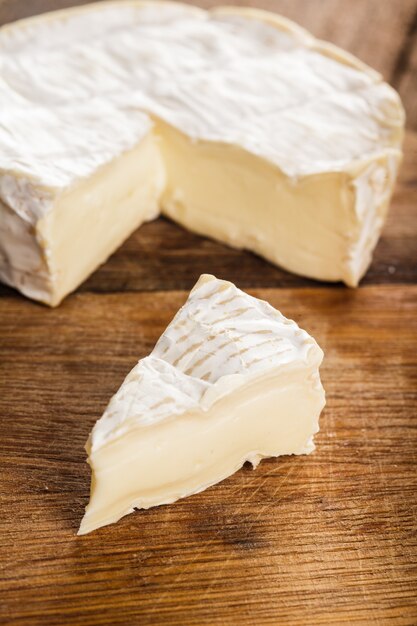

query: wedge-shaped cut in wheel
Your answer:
[79,275,325,535]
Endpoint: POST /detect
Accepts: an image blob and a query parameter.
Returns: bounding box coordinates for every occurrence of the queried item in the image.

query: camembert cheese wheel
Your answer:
[0,2,404,304]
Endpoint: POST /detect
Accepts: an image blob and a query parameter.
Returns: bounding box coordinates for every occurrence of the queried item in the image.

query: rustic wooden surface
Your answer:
[0,1,416,625]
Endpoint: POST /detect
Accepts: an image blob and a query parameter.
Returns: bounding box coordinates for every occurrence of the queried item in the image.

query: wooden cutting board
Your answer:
[0,2,416,624]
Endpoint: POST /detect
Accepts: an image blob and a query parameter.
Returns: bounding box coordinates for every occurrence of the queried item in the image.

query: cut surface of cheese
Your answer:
[0,2,404,304]
[79,274,325,535]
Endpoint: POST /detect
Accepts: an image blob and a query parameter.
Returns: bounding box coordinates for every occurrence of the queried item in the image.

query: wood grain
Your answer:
[0,1,416,624]
[1,286,416,625]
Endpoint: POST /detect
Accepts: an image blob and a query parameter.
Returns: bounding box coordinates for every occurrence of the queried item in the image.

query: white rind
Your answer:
[347,154,399,282]
[0,198,52,301]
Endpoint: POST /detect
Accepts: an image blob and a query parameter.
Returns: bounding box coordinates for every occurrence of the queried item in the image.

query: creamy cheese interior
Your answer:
[158,122,398,286]
[79,365,323,535]
[38,132,165,306]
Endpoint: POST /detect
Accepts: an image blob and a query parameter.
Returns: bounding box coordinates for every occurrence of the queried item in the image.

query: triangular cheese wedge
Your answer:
[79,275,325,534]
